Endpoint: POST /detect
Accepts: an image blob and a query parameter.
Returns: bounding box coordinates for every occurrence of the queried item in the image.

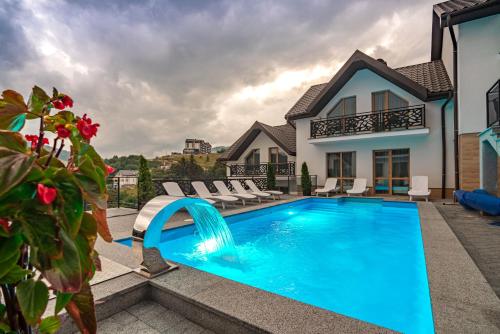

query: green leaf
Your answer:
[0,304,6,318]
[16,279,49,325]
[0,131,27,153]
[65,282,96,334]
[55,292,73,314]
[39,315,61,334]
[0,235,22,279]
[0,322,11,332]
[27,86,50,119]
[19,211,61,264]
[0,148,35,197]
[0,265,30,284]
[52,169,83,238]
[43,230,82,293]
[0,90,28,131]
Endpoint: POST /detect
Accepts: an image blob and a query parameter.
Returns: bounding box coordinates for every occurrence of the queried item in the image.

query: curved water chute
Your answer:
[133,196,237,259]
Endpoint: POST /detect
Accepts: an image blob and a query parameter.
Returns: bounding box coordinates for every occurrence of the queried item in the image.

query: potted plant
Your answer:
[0,86,113,333]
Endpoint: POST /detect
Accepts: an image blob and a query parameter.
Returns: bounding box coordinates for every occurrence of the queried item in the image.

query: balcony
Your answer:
[229,162,296,177]
[310,105,426,141]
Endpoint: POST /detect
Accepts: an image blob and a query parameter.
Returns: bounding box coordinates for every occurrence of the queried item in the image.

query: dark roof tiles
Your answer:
[285,84,327,118]
[434,0,489,16]
[395,60,452,95]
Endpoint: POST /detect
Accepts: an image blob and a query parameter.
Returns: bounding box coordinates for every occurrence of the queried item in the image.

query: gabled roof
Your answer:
[431,0,499,60]
[285,50,452,120]
[218,122,296,161]
[433,0,499,27]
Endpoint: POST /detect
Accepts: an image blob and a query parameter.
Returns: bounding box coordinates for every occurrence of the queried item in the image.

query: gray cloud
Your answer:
[0,0,437,157]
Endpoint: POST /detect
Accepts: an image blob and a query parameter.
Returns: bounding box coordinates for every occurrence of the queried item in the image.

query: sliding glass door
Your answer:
[327,152,356,192]
[373,149,410,195]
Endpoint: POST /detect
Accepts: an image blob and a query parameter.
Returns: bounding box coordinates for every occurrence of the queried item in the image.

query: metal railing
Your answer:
[106,174,317,209]
[487,79,499,127]
[310,105,426,139]
[228,162,296,176]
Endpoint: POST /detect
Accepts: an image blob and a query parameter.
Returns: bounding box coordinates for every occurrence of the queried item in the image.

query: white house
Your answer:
[220,0,500,198]
[113,170,139,188]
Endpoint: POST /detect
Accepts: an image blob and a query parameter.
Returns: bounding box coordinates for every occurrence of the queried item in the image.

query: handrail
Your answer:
[312,104,425,121]
[310,105,426,139]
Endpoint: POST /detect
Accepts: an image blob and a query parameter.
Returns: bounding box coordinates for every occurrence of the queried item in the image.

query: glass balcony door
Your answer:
[327,152,356,192]
[373,149,410,195]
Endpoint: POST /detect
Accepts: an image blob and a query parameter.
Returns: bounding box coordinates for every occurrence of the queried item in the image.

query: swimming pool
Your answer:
[118,198,434,333]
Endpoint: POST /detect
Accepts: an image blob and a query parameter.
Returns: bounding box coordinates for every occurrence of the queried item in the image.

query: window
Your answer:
[269,147,288,164]
[327,152,356,192]
[373,149,410,195]
[327,96,356,118]
[245,149,260,166]
[372,90,409,111]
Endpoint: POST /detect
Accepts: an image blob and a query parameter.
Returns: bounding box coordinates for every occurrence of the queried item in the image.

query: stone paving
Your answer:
[90,300,214,334]
[435,202,500,299]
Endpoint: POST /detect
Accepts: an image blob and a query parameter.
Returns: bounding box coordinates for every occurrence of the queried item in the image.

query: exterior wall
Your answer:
[441,26,455,82]
[459,133,481,190]
[458,14,500,134]
[295,69,455,195]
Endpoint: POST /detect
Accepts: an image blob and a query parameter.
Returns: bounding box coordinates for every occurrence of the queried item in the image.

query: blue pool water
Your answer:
[118,198,434,333]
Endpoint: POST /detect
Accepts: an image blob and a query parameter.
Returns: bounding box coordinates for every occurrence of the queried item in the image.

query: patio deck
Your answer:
[435,202,500,299]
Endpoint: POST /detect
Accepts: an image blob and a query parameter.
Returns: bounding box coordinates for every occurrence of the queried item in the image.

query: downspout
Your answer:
[441,93,453,199]
[447,15,460,191]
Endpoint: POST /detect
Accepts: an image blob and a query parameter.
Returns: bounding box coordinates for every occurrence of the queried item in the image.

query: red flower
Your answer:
[76,114,99,140]
[105,165,115,175]
[61,95,73,108]
[0,218,9,234]
[25,134,49,150]
[52,100,65,110]
[37,184,57,205]
[56,124,71,138]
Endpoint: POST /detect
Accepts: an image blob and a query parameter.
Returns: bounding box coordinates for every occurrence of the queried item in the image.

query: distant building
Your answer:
[113,170,138,187]
[183,139,212,154]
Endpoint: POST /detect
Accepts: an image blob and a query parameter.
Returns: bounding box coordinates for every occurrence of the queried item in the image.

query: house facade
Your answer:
[219,0,499,198]
[113,170,139,188]
[183,139,212,154]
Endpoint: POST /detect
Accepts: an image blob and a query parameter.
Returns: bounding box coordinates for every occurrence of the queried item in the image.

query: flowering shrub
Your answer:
[0,86,112,333]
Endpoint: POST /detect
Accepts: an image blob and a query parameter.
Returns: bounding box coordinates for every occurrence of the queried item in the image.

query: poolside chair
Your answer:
[191,181,239,209]
[230,180,270,203]
[245,179,283,200]
[408,176,431,202]
[315,178,339,197]
[346,178,369,196]
[162,182,215,205]
[213,181,257,206]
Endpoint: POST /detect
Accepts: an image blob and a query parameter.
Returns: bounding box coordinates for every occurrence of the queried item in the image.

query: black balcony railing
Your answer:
[487,79,499,128]
[228,162,295,177]
[310,105,426,139]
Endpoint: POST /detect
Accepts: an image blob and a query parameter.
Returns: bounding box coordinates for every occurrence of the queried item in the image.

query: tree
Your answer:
[138,155,155,206]
[206,160,227,179]
[301,162,312,196]
[266,163,276,190]
[168,156,204,179]
[0,86,112,333]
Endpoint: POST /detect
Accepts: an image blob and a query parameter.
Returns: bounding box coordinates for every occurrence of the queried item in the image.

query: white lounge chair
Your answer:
[192,181,239,209]
[315,178,339,197]
[162,182,216,205]
[213,181,256,206]
[245,180,283,200]
[230,180,270,203]
[346,178,369,196]
[408,176,431,202]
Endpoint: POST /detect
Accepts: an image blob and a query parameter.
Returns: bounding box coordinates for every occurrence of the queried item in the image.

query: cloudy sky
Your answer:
[1,0,439,158]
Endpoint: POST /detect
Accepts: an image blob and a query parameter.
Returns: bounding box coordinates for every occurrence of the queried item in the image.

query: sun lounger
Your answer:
[315,178,339,197]
[346,178,369,196]
[192,181,239,209]
[408,176,431,202]
[213,181,256,205]
[230,180,270,203]
[245,179,283,200]
[162,182,216,205]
